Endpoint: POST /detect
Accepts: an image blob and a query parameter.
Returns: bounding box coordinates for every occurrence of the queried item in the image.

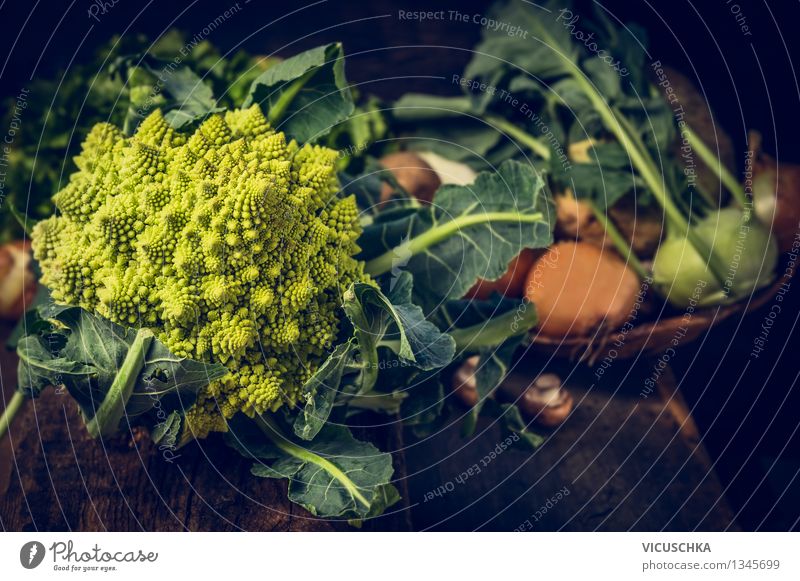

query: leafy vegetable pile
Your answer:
[392,0,780,314]
[3,0,788,522]
[2,37,554,520]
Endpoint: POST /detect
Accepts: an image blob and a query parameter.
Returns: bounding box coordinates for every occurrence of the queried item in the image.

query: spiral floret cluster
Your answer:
[32,106,367,437]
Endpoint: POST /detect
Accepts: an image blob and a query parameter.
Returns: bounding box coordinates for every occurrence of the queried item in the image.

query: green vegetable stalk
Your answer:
[86,329,153,439]
[365,211,545,276]
[535,25,729,284]
[0,392,26,441]
[684,127,749,208]
[484,114,551,159]
[448,302,539,350]
[255,415,371,511]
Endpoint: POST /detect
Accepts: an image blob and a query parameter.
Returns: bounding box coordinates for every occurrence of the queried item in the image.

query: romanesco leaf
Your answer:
[360,160,555,311]
[244,43,354,143]
[228,416,398,520]
[16,306,227,439]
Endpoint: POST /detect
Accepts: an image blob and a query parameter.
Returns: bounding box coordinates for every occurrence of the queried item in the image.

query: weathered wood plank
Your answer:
[403,355,738,531]
[0,387,334,531]
[1,324,734,532]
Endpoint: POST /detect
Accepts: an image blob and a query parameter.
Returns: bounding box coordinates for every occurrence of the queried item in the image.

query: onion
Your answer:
[378,151,441,204]
[379,151,477,206]
[416,151,477,186]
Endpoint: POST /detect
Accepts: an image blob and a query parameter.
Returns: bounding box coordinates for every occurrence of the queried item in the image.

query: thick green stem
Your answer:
[691,179,719,210]
[0,391,26,441]
[86,329,153,439]
[449,304,539,350]
[684,126,748,207]
[365,211,545,276]
[484,114,551,159]
[346,391,406,414]
[588,200,650,280]
[255,414,370,509]
[615,111,728,284]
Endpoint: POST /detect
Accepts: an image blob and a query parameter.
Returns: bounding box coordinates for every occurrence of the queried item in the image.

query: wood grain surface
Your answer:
[403,355,738,531]
[0,326,736,531]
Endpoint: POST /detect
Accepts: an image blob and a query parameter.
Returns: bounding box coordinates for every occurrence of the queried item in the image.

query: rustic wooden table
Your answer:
[0,325,736,531]
[404,354,737,531]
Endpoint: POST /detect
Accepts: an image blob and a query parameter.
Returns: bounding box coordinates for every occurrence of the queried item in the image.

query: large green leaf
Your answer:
[245,43,354,143]
[292,273,454,441]
[116,57,222,133]
[342,272,456,394]
[159,66,220,128]
[464,0,578,83]
[229,416,398,520]
[361,160,554,310]
[384,270,458,369]
[293,340,357,441]
[16,307,227,438]
[16,334,96,398]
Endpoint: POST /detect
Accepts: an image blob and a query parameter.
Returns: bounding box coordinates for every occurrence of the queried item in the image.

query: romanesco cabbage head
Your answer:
[32,106,367,438]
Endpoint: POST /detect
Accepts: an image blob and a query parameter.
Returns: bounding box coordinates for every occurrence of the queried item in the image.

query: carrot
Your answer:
[524,241,640,338]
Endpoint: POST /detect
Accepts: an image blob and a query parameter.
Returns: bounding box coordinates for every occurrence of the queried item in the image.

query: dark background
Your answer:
[1,0,798,530]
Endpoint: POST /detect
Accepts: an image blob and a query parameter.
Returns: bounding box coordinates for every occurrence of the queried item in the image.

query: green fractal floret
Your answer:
[32,106,368,438]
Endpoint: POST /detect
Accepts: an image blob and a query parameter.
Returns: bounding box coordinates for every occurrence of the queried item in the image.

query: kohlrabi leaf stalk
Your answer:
[683,126,749,208]
[364,211,545,276]
[530,24,730,285]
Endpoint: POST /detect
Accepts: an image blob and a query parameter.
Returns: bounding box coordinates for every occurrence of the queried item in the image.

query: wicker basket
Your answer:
[529,278,784,364]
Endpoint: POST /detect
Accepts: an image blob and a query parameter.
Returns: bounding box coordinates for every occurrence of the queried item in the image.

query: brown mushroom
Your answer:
[451,355,480,407]
[499,373,573,428]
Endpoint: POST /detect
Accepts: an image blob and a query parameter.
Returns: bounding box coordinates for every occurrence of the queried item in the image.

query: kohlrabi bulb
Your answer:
[652,208,778,307]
